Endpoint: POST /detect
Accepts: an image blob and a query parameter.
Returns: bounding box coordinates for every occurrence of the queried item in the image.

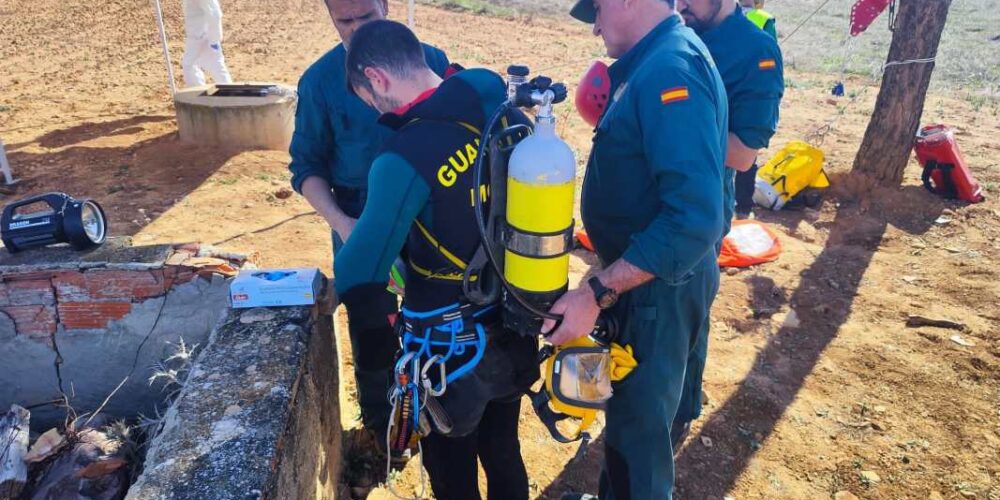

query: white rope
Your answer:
[882,57,936,72]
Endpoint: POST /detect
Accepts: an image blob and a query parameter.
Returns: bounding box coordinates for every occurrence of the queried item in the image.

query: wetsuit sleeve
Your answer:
[729,44,784,149]
[621,69,724,284]
[334,153,431,302]
[288,74,335,193]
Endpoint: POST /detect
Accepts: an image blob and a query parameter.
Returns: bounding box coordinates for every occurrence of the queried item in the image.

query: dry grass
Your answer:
[429,0,1000,100]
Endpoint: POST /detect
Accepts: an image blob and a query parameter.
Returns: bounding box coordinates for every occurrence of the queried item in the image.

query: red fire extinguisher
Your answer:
[914,124,984,203]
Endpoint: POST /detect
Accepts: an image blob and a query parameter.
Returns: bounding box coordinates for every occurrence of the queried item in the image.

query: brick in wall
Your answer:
[0,304,58,337]
[52,269,167,302]
[4,279,56,306]
[57,302,133,330]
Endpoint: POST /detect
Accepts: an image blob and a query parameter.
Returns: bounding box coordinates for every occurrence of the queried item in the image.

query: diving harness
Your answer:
[384,66,637,498]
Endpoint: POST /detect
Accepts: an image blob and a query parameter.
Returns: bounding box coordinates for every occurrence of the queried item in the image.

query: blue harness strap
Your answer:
[399,302,496,393]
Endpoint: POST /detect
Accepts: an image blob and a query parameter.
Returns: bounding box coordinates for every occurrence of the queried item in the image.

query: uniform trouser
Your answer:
[734,163,759,217]
[333,186,399,435]
[412,319,537,500]
[421,398,529,500]
[598,259,720,500]
[182,37,233,87]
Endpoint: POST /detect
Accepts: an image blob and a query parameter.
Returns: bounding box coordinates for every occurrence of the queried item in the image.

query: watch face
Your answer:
[598,290,618,309]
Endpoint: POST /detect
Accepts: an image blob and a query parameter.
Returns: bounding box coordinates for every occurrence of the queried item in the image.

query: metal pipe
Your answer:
[151,0,177,95]
[0,139,16,185]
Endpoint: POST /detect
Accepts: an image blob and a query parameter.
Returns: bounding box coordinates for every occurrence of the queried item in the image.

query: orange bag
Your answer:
[718,220,781,268]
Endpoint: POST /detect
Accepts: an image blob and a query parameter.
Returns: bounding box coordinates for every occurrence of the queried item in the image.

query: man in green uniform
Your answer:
[546,0,727,497]
[741,0,777,38]
[672,0,784,446]
[288,0,448,440]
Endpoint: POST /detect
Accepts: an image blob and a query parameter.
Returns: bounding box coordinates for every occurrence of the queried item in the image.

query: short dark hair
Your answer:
[345,20,428,95]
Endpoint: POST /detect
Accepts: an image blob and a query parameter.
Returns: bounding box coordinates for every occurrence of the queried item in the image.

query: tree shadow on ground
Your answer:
[539,174,949,499]
[675,179,945,498]
[31,116,173,149]
[3,116,248,237]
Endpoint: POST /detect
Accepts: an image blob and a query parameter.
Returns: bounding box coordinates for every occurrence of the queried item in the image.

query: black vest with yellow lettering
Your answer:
[378,68,529,311]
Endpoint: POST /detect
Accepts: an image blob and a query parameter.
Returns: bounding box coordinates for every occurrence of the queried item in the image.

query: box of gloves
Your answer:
[229,268,324,308]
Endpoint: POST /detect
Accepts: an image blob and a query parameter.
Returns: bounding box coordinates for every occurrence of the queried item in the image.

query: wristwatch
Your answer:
[588,276,618,309]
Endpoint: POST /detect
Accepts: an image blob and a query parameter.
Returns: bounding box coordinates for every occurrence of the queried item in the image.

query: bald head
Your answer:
[324,0,388,47]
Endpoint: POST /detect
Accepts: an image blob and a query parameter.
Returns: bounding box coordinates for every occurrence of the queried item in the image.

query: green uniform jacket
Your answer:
[581,15,728,284]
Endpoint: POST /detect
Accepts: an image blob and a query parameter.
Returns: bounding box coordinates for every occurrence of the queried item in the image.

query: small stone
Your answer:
[274,187,293,199]
[701,436,714,447]
[950,335,975,347]
[726,267,740,276]
[207,373,221,381]
[929,492,945,500]
[246,364,258,375]
[782,310,801,329]
[833,492,859,500]
[773,310,801,329]
[859,470,881,484]
[223,405,241,417]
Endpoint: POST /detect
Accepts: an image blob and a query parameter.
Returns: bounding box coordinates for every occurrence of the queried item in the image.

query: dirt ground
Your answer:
[1,1,998,499]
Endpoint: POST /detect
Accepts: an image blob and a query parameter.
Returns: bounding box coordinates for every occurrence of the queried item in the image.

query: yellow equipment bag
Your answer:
[753,141,830,210]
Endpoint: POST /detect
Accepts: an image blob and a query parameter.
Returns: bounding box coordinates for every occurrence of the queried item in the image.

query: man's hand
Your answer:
[540,282,600,346]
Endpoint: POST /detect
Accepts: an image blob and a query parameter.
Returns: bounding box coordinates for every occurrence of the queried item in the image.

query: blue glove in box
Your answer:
[230,268,324,308]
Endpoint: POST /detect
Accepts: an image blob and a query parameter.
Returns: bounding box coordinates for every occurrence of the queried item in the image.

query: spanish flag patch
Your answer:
[759,58,777,70]
[660,86,689,105]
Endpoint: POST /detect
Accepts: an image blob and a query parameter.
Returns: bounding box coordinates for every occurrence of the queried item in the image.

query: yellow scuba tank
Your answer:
[468,67,638,445]
[502,78,577,334]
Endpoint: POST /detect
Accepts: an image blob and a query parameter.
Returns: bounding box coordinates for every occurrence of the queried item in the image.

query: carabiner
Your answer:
[420,354,448,397]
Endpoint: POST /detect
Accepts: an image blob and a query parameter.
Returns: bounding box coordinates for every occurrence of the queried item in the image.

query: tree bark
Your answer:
[852,0,953,185]
[0,405,29,500]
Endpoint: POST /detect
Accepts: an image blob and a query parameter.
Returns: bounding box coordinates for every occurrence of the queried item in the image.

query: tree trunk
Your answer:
[852,0,952,185]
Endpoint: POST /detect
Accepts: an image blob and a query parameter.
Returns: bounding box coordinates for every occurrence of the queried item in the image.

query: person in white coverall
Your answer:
[182,0,233,86]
